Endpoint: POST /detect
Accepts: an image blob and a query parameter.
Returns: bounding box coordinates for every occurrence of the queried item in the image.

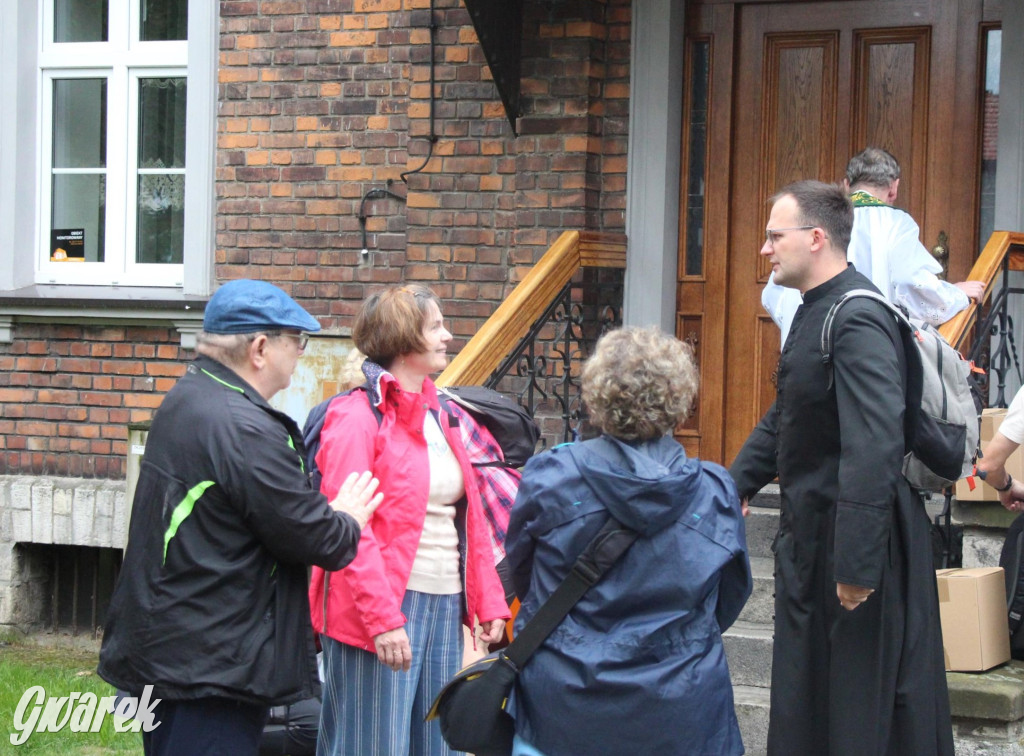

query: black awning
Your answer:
[463,0,523,134]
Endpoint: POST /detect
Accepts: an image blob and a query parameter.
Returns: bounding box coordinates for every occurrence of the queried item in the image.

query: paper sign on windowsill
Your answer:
[51,228,85,261]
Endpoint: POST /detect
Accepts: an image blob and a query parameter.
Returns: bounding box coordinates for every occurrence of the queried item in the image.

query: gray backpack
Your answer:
[820,288,980,491]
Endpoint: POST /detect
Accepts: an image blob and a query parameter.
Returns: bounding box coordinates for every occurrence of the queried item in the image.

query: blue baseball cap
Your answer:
[203,279,321,334]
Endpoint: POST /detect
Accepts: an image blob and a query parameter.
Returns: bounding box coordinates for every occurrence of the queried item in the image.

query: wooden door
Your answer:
[680,0,991,464]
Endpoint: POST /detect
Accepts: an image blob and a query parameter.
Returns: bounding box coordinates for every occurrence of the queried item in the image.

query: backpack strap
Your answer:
[436,390,456,425]
[820,288,913,391]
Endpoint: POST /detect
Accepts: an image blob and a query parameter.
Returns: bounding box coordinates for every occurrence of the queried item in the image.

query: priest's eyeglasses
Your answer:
[765,226,816,247]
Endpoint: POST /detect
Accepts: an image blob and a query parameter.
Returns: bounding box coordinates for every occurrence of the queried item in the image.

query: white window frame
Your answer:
[0,0,215,298]
[38,0,187,287]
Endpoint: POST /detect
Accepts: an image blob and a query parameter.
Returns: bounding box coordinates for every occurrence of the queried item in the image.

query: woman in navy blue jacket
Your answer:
[505,326,752,756]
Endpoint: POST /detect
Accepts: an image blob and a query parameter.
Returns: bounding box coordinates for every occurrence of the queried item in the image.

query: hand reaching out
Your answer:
[954,280,986,303]
[329,471,383,529]
[1000,478,1024,514]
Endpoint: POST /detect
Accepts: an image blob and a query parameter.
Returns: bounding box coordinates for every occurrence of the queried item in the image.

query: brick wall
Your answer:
[0,325,187,479]
[0,0,631,481]
[216,0,630,340]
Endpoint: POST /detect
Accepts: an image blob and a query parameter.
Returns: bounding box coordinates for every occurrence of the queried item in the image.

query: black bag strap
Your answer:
[502,437,639,670]
[502,516,638,670]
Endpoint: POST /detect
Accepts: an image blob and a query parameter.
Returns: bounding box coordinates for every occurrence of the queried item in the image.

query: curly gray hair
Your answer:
[581,326,699,441]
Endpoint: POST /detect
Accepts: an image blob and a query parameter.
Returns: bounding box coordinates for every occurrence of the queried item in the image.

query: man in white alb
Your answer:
[762,147,986,345]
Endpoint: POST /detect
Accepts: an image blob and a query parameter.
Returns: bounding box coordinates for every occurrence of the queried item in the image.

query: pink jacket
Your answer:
[308,367,509,651]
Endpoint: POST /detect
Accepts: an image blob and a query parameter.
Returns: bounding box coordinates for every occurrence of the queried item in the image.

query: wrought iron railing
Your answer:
[933,232,1024,568]
[940,232,1024,409]
[963,266,1024,409]
[483,271,624,447]
[437,231,627,448]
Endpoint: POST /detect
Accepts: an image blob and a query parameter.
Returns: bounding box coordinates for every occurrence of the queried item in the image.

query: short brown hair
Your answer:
[353,285,441,368]
[581,326,699,441]
[772,180,854,256]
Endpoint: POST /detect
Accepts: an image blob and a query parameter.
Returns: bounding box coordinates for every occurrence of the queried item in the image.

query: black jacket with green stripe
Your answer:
[98,354,361,705]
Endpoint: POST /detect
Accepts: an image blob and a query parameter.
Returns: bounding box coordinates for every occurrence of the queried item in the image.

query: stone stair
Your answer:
[725,488,778,755]
[726,487,1024,755]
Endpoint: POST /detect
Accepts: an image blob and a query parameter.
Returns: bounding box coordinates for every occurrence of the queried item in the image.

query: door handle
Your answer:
[931,230,949,278]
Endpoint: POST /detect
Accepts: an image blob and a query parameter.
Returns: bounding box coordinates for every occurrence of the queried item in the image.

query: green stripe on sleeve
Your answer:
[163,480,217,564]
[287,435,306,473]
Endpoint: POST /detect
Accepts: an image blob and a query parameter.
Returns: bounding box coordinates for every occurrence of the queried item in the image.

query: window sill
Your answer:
[0,284,207,347]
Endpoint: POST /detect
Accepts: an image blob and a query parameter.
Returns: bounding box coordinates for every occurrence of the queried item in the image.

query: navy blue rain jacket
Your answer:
[506,435,752,756]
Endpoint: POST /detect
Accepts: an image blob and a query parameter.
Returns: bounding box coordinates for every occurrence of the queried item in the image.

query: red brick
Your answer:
[16,421,55,437]
[81,392,123,408]
[0,388,35,403]
[125,394,165,409]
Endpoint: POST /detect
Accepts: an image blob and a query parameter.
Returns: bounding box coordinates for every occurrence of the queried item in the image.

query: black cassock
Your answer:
[731,266,953,756]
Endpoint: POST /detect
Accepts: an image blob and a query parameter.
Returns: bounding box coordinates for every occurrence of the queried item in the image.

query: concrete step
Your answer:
[749,483,780,509]
[724,620,773,688]
[744,504,779,560]
[733,685,769,756]
[737,556,774,625]
[734,665,1024,756]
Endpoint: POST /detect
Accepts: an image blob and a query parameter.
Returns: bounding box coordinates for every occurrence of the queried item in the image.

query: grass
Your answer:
[0,633,143,755]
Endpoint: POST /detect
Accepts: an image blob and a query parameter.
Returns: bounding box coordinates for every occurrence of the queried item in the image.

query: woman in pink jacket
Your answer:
[310,284,509,756]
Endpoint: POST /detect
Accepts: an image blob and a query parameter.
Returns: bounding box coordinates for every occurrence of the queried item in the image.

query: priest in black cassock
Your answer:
[730,180,953,756]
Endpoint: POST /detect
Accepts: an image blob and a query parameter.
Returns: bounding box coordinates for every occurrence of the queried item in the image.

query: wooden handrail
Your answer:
[437,230,627,387]
[939,231,1024,350]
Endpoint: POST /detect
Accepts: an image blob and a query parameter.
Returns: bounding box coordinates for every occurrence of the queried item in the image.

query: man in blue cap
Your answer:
[99,280,383,756]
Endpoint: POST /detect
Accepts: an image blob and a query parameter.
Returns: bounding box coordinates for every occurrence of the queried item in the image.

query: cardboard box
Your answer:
[955,409,1024,501]
[936,567,1011,671]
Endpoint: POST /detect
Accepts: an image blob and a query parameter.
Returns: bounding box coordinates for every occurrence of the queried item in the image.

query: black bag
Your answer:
[439,386,541,467]
[999,512,1024,660]
[426,488,640,756]
[259,696,321,756]
[428,652,518,756]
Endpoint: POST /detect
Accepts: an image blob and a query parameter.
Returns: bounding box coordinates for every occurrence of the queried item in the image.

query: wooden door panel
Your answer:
[758,33,841,282]
[678,312,704,428]
[677,280,705,449]
[851,28,932,222]
[755,316,781,421]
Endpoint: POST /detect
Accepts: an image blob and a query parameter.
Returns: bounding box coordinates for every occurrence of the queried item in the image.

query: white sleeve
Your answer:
[762,273,803,347]
[999,387,1024,445]
[886,211,970,326]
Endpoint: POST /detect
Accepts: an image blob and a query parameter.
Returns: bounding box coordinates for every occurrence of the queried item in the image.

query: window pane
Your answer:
[52,174,106,262]
[54,0,108,43]
[137,77,186,265]
[979,28,1001,254]
[136,174,185,264]
[53,78,107,168]
[684,40,710,277]
[139,78,187,169]
[141,0,188,41]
